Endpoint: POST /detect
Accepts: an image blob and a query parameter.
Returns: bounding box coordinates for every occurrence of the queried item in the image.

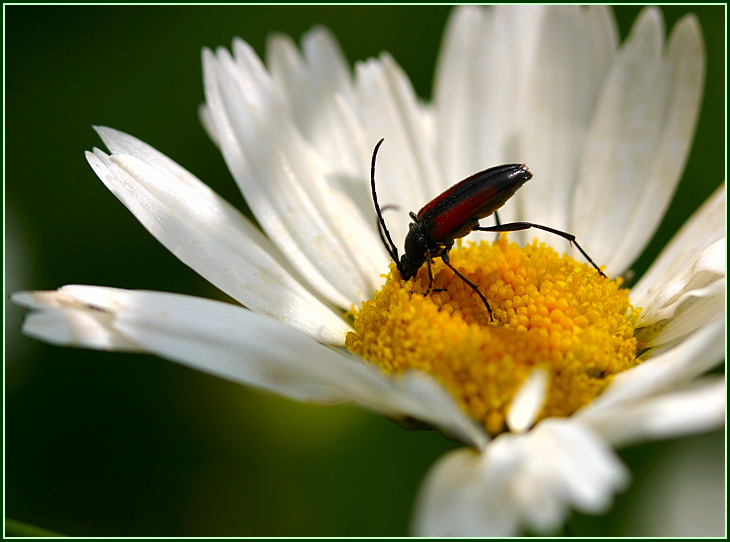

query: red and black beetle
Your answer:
[370,138,606,319]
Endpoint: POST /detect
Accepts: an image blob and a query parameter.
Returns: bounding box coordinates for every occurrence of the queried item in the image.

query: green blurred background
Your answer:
[5,6,725,536]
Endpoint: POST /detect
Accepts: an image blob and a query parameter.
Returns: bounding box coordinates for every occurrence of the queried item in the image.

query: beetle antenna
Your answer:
[371,138,400,265]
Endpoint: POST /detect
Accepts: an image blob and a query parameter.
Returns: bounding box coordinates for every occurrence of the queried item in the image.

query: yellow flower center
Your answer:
[346,238,642,436]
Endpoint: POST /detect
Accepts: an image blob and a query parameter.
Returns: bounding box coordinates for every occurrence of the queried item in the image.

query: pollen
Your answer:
[346,238,641,436]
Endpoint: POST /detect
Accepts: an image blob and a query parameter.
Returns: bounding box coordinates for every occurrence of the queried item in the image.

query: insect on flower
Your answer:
[370,138,606,319]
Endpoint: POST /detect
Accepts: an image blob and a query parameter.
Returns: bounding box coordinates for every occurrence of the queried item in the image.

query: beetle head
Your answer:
[400,222,430,280]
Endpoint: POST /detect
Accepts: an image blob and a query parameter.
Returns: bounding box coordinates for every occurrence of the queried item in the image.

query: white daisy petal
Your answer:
[300,27,352,99]
[573,7,665,248]
[95,125,212,189]
[573,10,705,273]
[540,421,631,512]
[631,183,725,306]
[634,240,725,347]
[318,97,380,224]
[583,5,620,75]
[433,5,494,184]
[506,367,549,433]
[85,133,350,345]
[202,44,383,307]
[582,377,725,448]
[434,6,549,183]
[579,317,724,414]
[379,372,488,450]
[354,53,442,245]
[412,447,521,537]
[434,6,616,243]
[266,27,363,175]
[198,101,220,148]
[265,29,379,238]
[520,6,617,241]
[14,286,349,401]
[413,420,628,536]
[14,8,724,537]
[12,291,140,351]
[14,286,486,448]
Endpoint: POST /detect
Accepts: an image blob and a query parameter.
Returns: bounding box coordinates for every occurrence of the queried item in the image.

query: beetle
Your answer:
[370,138,606,319]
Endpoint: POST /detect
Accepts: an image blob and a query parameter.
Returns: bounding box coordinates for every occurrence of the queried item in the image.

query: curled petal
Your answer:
[412,447,521,537]
[631,183,725,306]
[413,419,628,536]
[578,317,724,417]
[635,240,725,347]
[581,377,725,448]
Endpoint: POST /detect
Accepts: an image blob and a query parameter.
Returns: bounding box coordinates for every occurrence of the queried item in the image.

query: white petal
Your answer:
[433,6,549,184]
[203,44,385,307]
[87,129,350,344]
[198,101,220,148]
[579,317,724,414]
[354,53,442,247]
[520,6,618,243]
[380,371,489,450]
[634,240,725,347]
[573,11,705,274]
[511,420,630,525]
[12,291,140,351]
[631,183,725,305]
[413,419,628,536]
[15,286,347,400]
[266,27,364,176]
[264,30,379,231]
[412,447,521,537]
[506,367,549,433]
[581,377,725,448]
[14,286,487,448]
[433,6,616,246]
[434,5,495,183]
[583,5,620,74]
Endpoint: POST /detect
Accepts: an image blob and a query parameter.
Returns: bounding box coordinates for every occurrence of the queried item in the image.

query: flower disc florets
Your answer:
[346,238,642,435]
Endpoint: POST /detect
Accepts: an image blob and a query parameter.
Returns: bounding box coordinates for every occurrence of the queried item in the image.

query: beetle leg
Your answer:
[424,256,435,296]
[424,244,452,295]
[493,211,501,241]
[440,247,493,321]
[475,221,606,278]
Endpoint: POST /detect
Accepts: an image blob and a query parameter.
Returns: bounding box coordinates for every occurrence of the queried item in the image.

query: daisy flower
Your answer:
[14,6,724,536]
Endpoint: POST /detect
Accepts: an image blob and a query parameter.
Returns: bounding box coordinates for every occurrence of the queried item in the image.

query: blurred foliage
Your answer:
[5,6,725,536]
[5,519,63,537]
